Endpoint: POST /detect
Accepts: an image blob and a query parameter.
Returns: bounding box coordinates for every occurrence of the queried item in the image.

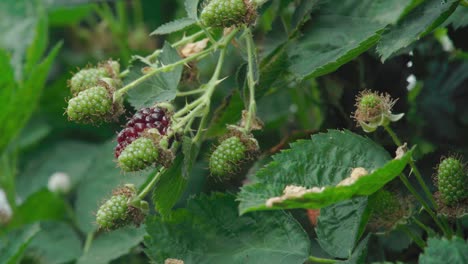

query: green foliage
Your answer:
[2,0,468,263]
[28,221,82,264]
[419,237,468,264]
[144,193,311,264]
[151,18,196,35]
[238,130,400,213]
[77,227,146,264]
[0,224,40,264]
[152,156,188,217]
[127,42,183,109]
[377,0,459,61]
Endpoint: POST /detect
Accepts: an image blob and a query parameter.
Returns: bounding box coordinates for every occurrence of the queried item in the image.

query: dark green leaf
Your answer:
[182,136,201,178]
[238,130,393,214]
[316,197,368,258]
[151,18,196,35]
[28,221,82,264]
[287,0,410,79]
[0,224,40,264]
[127,42,183,109]
[152,156,188,217]
[144,193,311,264]
[77,227,146,264]
[341,235,370,264]
[419,237,468,264]
[377,0,459,61]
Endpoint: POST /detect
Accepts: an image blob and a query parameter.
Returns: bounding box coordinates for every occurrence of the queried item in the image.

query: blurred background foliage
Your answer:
[0,0,467,263]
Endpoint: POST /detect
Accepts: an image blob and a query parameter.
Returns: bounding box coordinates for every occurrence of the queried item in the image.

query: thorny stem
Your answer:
[243,27,258,132]
[176,88,205,97]
[114,47,214,100]
[119,30,206,78]
[171,28,239,133]
[383,125,437,209]
[308,256,336,264]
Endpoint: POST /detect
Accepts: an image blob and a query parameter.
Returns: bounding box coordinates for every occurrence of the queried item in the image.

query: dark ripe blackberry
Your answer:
[115,107,171,158]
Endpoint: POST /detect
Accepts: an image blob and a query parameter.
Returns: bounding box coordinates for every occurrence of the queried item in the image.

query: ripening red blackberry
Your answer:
[115,106,171,158]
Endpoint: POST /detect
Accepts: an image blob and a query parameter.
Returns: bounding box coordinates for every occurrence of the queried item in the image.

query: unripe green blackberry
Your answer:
[209,136,247,176]
[69,60,120,95]
[368,190,409,231]
[436,157,467,206]
[66,86,114,123]
[118,137,159,172]
[200,0,257,28]
[96,194,129,229]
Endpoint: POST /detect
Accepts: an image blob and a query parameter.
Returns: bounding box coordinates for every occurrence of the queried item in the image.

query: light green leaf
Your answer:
[0,42,61,155]
[287,0,410,79]
[238,130,399,214]
[151,18,196,35]
[316,197,368,259]
[377,0,459,61]
[185,0,199,20]
[152,156,188,217]
[0,0,41,79]
[0,224,40,264]
[144,193,311,264]
[77,226,146,264]
[419,237,468,264]
[127,42,183,109]
[8,190,68,229]
[28,221,82,264]
[75,141,147,233]
[16,141,97,199]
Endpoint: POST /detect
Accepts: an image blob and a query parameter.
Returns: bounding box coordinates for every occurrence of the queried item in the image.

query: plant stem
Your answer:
[83,231,94,254]
[137,168,165,200]
[243,27,258,132]
[383,125,437,209]
[114,47,214,100]
[308,256,336,264]
[400,225,426,250]
[172,28,239,133]
[399,174,448,236]
[176,89,205,97]
[412,217,433,236]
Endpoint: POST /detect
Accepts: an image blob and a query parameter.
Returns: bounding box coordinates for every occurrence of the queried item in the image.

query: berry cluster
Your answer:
[66,60,123,124]
[200,0,256,28]
[115,106,170,158]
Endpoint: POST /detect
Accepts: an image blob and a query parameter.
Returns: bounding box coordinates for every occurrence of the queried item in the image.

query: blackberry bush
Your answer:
[5,0,468,263]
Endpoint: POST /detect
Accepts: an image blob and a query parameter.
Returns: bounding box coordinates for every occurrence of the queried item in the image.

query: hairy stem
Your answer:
[383,125,437,209]
[243,27,258,132]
